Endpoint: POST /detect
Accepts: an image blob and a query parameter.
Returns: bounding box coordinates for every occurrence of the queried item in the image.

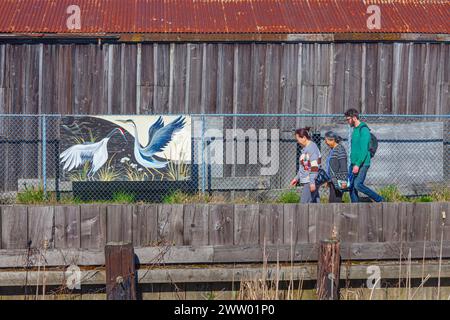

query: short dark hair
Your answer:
[295,127,311,140]
[344,108,359,119]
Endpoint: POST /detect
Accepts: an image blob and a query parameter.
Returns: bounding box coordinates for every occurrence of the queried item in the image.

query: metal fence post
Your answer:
[42,115,47,199]
[201,114,206,194]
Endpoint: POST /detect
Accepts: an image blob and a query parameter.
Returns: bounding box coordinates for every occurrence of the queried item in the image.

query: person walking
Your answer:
[324,131,348,203]
[290,127,321,203]
[344,108,384,203]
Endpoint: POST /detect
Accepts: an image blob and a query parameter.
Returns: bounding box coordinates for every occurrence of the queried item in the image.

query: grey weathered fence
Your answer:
[1,202,450,300]
[1,202,449,251]
[0,42,449,115]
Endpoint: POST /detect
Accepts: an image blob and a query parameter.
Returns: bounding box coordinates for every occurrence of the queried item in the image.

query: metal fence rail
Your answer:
[0,114,449,203]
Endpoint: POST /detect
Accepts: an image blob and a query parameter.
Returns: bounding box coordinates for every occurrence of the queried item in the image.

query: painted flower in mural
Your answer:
[118,116,186,169]
[120,157,130,163]
[60,128,127,178]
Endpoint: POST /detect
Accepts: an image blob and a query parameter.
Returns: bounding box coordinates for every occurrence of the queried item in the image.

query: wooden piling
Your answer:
[105,242,137,300]
[317,239,341,300]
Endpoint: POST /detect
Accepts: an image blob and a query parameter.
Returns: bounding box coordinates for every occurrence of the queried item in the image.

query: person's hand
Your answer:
[290,178,298,186]
[310,183,316,192]
[352,165,359,174]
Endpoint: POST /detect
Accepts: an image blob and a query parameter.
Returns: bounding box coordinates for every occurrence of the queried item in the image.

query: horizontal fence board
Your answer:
[0,203,449,250]
[136,246,214,265]
[2,241,450,269]
[213,244,318,263]
[3,261,450,287]
[0,248,105,268]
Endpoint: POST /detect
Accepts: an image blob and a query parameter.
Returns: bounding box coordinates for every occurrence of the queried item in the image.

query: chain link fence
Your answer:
[0,114,449,204]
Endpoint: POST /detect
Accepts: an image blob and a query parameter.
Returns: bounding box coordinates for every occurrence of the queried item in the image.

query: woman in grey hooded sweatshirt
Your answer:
[290,127,321,203]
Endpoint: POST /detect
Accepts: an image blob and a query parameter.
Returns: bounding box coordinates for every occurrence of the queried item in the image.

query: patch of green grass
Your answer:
[17,184,45,204]
[112,191,136,204]
[163,190,191,204]
[277,189,300,204]
[202,292,218,300]
[377,185,407,202]
[320,195,329,204]
[162,191,228,204]
[411,195,434,203]
[66,196,87,204]
[342,192,351,203]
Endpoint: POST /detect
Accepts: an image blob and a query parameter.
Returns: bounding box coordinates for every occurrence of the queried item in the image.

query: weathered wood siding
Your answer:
[1,202,449,250]
[0,42,448,115]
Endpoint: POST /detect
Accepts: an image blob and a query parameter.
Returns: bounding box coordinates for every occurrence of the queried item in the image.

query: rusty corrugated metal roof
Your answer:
[0,0,448,35]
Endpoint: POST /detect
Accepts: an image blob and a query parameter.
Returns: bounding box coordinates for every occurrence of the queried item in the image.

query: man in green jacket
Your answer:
[345,108,384,203]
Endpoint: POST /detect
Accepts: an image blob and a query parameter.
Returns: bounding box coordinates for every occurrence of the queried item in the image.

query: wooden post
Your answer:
[105,242,137,300]
[317,239,341,300]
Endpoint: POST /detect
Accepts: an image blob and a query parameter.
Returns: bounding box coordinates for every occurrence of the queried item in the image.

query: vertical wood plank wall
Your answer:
[0,202,449,250]
[0,42,448,115]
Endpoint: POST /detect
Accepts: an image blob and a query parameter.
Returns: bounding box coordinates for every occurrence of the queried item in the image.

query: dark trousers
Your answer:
[329,182,343,203]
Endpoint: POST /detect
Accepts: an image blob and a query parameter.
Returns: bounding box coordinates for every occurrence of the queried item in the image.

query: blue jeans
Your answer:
[349,165,383,203]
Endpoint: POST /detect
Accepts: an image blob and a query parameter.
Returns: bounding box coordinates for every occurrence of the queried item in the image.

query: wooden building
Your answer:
[0,0,449,115]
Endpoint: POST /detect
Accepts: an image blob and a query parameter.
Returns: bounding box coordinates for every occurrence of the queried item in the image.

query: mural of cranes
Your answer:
[60,127,127,178]
[118,115,186,169]
[59,115,190,182]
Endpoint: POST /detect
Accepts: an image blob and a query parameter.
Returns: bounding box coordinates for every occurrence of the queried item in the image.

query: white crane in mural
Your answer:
[60,127,127,178]
[118,116,186,169]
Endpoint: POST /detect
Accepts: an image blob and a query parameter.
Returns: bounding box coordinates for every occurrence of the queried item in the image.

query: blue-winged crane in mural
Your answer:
[118,115,186,169]
[60,127,127,178]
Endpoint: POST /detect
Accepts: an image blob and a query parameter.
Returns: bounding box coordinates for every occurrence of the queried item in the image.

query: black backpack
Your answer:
[369,131,378,158]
